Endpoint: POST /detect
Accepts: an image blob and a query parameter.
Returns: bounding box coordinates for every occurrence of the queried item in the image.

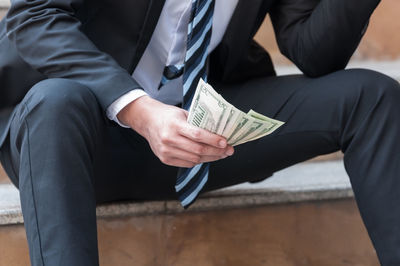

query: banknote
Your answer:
[226,113,251,144]
[235,109,285,144]
[235,121,276,145]
[229,118,264,146]
[187,79,285,146]
[187,79,229,133]
[221,105,242,138]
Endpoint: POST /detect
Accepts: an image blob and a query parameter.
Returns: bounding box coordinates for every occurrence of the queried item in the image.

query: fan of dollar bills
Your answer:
[187,79,285,146]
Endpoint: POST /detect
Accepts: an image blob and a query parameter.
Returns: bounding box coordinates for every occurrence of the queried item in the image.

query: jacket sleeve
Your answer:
[6,0,142,111]
[269,0,381,77]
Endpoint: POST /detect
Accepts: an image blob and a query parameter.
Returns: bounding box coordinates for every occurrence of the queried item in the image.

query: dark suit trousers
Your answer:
[1,69,400,266]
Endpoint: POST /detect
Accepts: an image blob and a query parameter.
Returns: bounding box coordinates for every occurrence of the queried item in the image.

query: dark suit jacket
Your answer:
[0,0,380,146]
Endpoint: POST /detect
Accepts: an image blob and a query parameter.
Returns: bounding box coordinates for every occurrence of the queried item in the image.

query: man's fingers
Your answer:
[159,147,202,165]
[169,135,234,157]
[179,123,228,148]
[163,158,198,168]
[199,155,228,163]
[161,154,228,168]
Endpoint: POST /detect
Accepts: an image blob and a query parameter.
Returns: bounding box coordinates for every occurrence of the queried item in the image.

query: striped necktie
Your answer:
[176,0,215,208]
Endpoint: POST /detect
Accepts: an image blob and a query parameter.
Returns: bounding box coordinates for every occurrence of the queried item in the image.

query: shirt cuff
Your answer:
[106,89,148,128]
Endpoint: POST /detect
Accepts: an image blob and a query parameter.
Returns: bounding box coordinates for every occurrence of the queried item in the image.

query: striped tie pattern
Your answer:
[176,0,215,208]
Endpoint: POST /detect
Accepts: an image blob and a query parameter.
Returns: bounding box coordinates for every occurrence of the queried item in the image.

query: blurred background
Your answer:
[256,0,400,67]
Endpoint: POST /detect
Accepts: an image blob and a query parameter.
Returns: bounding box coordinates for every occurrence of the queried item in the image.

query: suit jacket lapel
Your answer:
[129,0,166,73]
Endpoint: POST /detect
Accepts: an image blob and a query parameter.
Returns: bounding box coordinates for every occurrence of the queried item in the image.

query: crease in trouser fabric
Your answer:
[8,79,102,266]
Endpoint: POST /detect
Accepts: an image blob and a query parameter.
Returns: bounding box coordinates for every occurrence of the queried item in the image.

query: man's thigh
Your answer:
[205,69,388,191]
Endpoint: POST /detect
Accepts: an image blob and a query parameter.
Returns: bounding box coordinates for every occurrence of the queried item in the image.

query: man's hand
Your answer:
[117,96,234,168]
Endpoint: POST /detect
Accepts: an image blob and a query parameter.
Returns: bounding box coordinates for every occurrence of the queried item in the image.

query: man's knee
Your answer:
[24,78,98,110]
[14,78,102,126]
[332,69,400,120]
[346,69,400,101]
[338,69,400,149]
[8,78,106,166]
[8,78,105,148]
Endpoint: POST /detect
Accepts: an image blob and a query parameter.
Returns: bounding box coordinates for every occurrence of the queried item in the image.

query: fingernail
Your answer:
[226,149,234,156]
[219,140,226,148]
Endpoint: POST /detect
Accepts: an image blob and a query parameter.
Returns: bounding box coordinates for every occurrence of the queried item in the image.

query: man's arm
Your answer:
[270,0,381,77]
[6,0,233,166]
[6,0,141,110]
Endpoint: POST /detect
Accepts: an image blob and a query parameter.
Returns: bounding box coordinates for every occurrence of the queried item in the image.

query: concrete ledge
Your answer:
[0,160,352,225]
[0,0,9,8]
[276,59,400,81]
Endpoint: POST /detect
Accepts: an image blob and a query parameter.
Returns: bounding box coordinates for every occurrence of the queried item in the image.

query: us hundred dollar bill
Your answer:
[187,79,285,146]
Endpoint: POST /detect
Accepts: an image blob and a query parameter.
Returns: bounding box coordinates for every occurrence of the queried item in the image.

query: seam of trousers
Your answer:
[23,102,45,266]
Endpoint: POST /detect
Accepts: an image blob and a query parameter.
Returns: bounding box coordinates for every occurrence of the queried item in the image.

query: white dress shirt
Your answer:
[107,0,239,126]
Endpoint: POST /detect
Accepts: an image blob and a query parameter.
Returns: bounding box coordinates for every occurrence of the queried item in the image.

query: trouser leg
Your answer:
[7,78,107,266]
[205,69,400,265]
[0,77,178,265]
[341,75,400,266]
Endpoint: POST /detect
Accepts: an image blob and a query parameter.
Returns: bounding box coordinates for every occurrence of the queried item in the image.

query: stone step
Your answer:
[0,152,344,184]
[0,160,381,266]
[0,199,380,266]
[0,0,8,8]
[1,160,352,225]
